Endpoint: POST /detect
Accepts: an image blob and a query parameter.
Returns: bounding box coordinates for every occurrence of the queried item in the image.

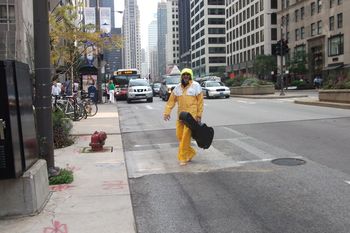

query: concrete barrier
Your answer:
[319,89,350,103]
[0,159,49,217]
[230,85,275,95]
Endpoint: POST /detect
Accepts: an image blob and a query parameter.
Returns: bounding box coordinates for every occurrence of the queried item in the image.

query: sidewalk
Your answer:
[0,103,136,233]
[231,89,350,109]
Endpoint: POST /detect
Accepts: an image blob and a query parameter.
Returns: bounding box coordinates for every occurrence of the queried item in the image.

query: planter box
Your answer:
[319,89,350,103]
[230,85,275,95]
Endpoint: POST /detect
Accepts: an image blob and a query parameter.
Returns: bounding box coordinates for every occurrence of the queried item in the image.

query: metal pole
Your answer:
[33,0,57,175]
[280,20,285,96]
[96,0,103,103]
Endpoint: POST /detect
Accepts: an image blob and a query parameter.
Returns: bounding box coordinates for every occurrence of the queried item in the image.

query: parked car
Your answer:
[127,79,153,103]
[151,82,161,96]
[159,75,181,101]
[201,81,230,99]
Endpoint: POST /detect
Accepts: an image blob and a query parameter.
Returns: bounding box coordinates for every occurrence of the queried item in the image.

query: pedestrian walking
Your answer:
[163,68,204,166]
[108,79,115,103]
[51,80,61,109]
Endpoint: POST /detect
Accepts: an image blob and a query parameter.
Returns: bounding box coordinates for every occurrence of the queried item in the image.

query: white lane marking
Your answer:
[223,127,246,137]
[145,105,153,110]
[237,100,256,104]
[345,181,350,185]
[236,158,275,164]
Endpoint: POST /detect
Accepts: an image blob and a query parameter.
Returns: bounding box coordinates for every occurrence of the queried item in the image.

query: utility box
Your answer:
[0,60,38,179]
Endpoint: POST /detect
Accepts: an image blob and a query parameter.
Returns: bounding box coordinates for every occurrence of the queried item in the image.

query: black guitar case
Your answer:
[179,112,214,149]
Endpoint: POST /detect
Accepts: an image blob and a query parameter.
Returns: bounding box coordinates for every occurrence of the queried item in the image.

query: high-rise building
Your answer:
[157,0,167,76]
[105,27,122,73]
[178,0,191,69]
[89,0,115,28]
[226,0,278,74]
[190,0,226,77]
[165,0,179,68]
[89,0,122,76]
[148,19,159,81]
[123,0,141,70]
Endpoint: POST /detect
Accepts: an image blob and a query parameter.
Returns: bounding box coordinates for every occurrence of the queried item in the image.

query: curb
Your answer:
[230,94,308,99]
[295,100,350,109]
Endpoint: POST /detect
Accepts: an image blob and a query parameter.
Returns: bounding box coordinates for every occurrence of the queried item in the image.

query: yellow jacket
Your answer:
[164,78,204,119]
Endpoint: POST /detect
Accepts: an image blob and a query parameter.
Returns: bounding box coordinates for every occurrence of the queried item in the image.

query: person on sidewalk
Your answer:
[108,79,115,103]
[163,68,204,166]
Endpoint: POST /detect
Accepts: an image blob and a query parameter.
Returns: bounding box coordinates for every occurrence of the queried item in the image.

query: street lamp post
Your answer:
[279,17,288,96]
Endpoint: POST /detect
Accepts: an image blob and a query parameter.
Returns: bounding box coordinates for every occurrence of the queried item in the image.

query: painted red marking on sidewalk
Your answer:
[43,220,68,233]
[49,184,75,192]
[80,136,90,141]
[102,180,128,190]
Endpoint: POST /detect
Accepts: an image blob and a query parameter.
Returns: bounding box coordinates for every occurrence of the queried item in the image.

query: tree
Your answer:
[49,4,122,80]
[287,50,308,75]
[252,55,277,80]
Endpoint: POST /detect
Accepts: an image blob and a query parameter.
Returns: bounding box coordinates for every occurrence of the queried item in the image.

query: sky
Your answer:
[114,0,160,49]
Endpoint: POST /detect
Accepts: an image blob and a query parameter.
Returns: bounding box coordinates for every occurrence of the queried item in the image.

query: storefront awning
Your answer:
[323,64,343,71]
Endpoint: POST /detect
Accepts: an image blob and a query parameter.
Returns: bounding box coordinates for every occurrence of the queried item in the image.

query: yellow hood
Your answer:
[180,68,193,80]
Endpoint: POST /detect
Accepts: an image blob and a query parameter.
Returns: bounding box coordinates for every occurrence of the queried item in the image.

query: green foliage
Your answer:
[225,76,247,87]
[290,79,313,90]
[49,4,122,76]
[288,51,308,75]
[252,55,277,79]
[242,77,273,87]
[323,75,350,89]
[225,76,272,87]
[52,110,74,149]
[49,168,74,185]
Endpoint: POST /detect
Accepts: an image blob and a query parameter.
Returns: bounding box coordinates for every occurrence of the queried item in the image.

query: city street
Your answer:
[118,94,350,233]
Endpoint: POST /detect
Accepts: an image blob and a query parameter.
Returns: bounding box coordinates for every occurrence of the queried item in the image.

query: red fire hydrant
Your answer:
[89,131,107,151]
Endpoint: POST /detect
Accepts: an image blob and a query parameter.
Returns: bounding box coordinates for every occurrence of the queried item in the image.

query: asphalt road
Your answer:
[118,94,350,233]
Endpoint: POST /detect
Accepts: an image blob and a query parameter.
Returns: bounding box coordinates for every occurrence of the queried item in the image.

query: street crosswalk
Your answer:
[125,126,303,178]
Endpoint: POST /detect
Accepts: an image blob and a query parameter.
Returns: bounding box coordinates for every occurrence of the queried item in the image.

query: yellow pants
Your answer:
[176,120,196,162]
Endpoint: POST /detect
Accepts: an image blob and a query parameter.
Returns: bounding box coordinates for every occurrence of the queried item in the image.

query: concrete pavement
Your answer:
[0,103,136,233]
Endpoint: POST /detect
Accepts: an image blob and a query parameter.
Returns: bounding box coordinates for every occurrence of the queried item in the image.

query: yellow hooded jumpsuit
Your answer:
[163,68,204,163]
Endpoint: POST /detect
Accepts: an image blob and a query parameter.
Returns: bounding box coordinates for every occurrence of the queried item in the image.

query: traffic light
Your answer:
[272,39,289,56]
[282,39,290,55]
[272,40,282,56]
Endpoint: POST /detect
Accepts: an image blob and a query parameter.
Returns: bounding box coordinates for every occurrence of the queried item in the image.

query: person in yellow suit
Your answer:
[163,68,204,166]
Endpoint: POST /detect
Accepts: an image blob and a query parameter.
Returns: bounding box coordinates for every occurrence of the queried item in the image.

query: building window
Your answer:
[317,0,322,13]
[338,0,342,4]
[295,28,300,41]
[317,20,322,34]
[271,0,277,9]
[329,16,334,30]
[311,2,316,16]
[300,7,304,20]
[311,23,316,36]
[271,28,277,40]
[295,9,299,22]
[271,13,277,24]
[301,27,305,39]
[0,4,15,23]
[329,0,335,7]
[337,13,343,28]
[328,34,344,56]
[207,0,225,5]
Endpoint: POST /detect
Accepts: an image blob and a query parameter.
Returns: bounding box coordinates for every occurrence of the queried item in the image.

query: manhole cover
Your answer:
[80,146,113,153]
[271,158,306,166]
